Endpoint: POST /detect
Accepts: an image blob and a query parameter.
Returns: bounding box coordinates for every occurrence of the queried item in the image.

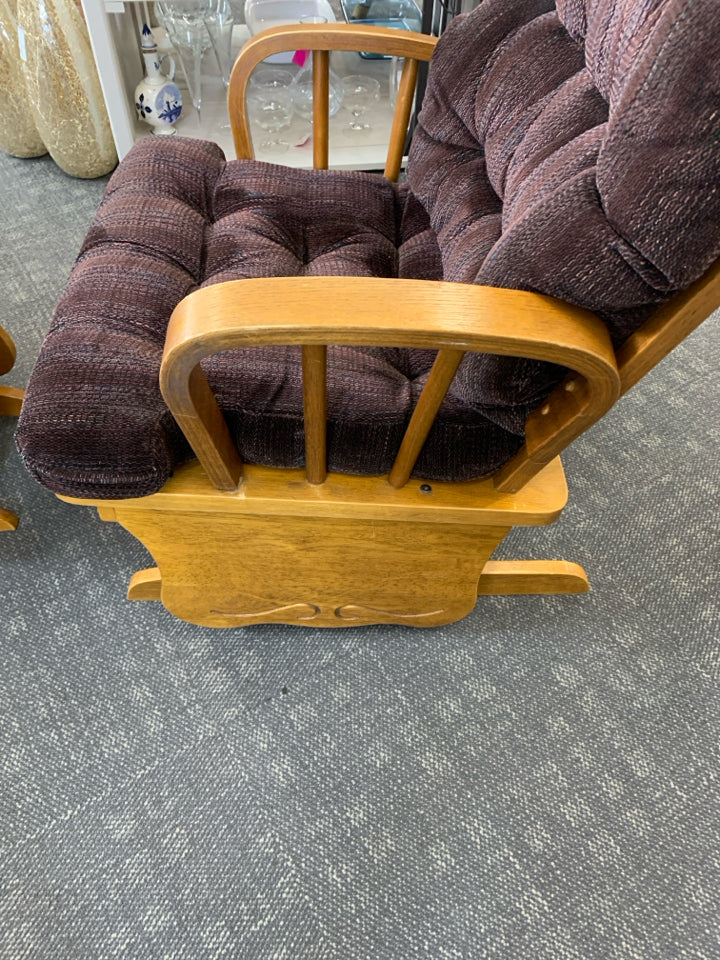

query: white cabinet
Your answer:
[81,0,399,168]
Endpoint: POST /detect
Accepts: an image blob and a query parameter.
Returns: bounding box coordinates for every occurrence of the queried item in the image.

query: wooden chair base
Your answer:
[477,560,589,595]
[0,385,24,418]
[63,456,588,628]
[0,506,20,531]
[1,384,24,532]
[129,559,590,608]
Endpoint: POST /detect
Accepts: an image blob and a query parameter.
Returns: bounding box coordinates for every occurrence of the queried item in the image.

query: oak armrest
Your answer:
[160,276,621,492]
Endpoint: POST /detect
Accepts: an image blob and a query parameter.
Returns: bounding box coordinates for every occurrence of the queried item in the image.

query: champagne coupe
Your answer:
[341,75,380,131]
[247,81,295,152]
[290,15,343,139]
[250,67,295,86]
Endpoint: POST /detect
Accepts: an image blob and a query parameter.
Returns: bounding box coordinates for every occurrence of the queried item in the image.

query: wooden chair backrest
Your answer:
[227,23,437,179]
[176,27,720,495]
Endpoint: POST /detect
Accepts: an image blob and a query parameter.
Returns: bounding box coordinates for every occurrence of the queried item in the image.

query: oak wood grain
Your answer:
[388,348,465,488]
[384,56,420,182]
[160,277,620,493]
[111,506,513,627]
[0,324,23,530]
[302,344,328,484]
[61,456,570,529]
[477,560,589,595]
[127,567,162,601]
[0,507,19,531]
[0,385,24,418]
[312,49,330,169]
[0,325,17,377]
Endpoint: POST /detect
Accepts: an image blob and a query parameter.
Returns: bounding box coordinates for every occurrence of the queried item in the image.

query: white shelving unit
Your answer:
[81,0,399,169]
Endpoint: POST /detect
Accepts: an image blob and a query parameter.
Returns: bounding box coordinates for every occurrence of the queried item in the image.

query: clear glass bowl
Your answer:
[291,64,344,120]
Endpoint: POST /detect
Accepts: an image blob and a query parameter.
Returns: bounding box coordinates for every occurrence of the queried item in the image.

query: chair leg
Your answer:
[128,567,162,601]
[0,385,24,417]
[477,560,589,595]
[0,506,19,531]
[0,385,24,531]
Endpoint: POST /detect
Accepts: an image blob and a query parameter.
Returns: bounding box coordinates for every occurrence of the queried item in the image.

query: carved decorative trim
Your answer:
[206,601,448,625]
[335,604,445,624]
[210,602,321,621]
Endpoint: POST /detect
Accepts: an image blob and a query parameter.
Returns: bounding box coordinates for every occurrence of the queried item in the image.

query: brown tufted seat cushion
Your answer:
[16,0,720,498]
[16,137,525,498]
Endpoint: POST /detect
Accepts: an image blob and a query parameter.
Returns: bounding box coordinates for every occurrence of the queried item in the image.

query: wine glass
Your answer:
[341,75,380,131]
[203,0,235,89]
[249,66,295,88]
[291,66,344,124]
[247,82,295,152]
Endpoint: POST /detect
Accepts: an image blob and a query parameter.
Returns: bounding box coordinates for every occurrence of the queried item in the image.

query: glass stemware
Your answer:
[155,0,235,123]
[203,0,235,89]
[341,75,380,131]
[249,66,295,88]
[291,64,344,125]
[246,81,295,152]
[388,55,404,108]
[289,16,343,142]
[155,0,211,121]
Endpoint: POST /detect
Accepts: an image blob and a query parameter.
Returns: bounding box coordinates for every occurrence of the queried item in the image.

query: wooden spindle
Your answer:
[302,344,328,484]
[388,348,465,489]
[313,49,330,170]
[384,58,419,183]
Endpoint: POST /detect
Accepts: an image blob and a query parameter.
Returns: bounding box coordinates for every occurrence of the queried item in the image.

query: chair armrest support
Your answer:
[160,277,621,492]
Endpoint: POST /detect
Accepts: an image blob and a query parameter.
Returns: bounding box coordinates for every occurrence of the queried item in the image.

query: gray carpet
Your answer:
[1,149,719,960]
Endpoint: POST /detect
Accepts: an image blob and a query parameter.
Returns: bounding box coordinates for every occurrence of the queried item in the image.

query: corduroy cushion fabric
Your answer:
[16,0,720,497]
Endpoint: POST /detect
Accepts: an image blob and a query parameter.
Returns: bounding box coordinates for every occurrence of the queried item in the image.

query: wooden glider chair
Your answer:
[15,0,720,627]
[1,325,24,531]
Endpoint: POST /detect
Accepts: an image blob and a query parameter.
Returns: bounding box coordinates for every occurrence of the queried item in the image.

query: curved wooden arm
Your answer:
[228,24,437,172]
[160,277,621,492]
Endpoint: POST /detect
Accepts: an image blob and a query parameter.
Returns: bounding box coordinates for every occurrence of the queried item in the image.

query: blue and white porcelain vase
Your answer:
[134,23,182,135]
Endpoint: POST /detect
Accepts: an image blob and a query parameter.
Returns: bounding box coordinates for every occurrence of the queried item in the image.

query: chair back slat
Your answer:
[384,57,420,182]
[228,25,437,169]
[494,258,720,494]
[302,345,328,484]
[388,348,466,488]
[312,50,330,170]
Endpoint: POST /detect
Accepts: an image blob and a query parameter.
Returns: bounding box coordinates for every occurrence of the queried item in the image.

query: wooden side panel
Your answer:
[113,506,511,628]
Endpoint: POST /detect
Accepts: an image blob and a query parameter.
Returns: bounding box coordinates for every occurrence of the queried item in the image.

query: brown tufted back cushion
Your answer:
[407,0,720,430]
